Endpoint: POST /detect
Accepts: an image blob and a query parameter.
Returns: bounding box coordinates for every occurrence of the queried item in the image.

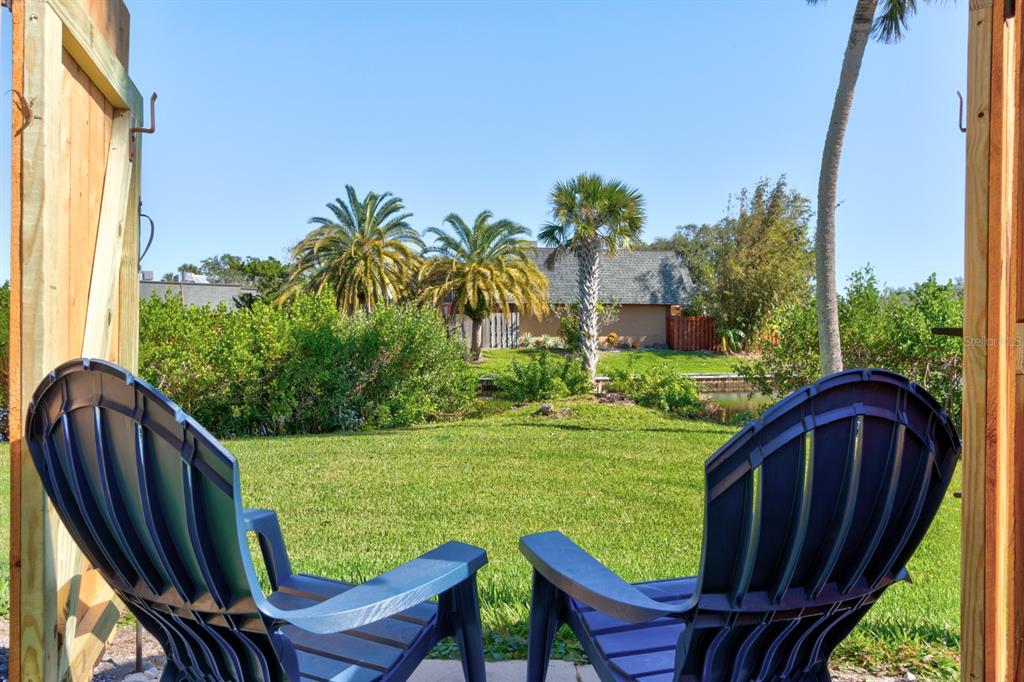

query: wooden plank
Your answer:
[83,0,131,67]
[13,3,67,680]
[66,49,92,356]
[69,40,122,682]
[1012,12,1024,681]
[48,0,142,116]
[8,0,25,678]
[12,3,141,679]
[115,1,131,69]
[997,8,1022,678]
[81,110,132,358]
[963,1,1024,680]
[984,6,1012,679]
[113,102,141,369]
[66,568,120,680]
[68,56,114,354]
[1016,323,1024,374]
[963,2,994,679]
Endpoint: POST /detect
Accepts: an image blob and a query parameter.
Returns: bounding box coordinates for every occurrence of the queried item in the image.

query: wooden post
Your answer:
[8,1,143,679]
[962,0,1022,680]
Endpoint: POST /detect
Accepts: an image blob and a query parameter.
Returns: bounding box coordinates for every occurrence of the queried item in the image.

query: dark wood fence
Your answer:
[666,308,718,351]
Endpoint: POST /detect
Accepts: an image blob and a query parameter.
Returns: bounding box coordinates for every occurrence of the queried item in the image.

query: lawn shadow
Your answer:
[511,421,730,436]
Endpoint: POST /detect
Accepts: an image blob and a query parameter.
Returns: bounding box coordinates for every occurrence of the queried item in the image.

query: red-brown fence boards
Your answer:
[666,308,717,351]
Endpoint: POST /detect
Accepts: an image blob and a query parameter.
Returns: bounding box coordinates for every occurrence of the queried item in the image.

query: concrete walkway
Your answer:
[404,660,912,681]
[409,660,598,682]
[0,618,922,682]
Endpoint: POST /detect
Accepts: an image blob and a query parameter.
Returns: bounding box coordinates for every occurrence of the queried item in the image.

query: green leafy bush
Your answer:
[554,302,620,352]
[736,267,963,424]
[335,305,478,428]
[608,367,703,417]
[495,351,591,402]
[140,294,475,436]
[557,315,580,352]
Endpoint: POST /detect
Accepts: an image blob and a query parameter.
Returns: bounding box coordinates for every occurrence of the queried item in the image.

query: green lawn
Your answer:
[473,348,740,376]
[0,401,960,677]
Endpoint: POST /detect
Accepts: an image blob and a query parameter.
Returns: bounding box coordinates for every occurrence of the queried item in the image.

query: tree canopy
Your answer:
[278,186,424,312]
[648,176,814,345]
[419,211,548,360]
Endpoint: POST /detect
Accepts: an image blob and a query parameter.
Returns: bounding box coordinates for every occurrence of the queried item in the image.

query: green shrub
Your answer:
[336,305,478,428]
[139,294,475,436]
[495,351,591,402]
[608,366,703,417]
[736,267,963,424]
[553,302,620,352]
[557,315,581,353]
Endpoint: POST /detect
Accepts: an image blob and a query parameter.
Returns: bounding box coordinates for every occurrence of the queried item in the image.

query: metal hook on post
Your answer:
[130,92,158,161]
[957,91,967,134]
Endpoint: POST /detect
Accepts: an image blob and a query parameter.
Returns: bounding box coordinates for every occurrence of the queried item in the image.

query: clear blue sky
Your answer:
[1,0,967,289]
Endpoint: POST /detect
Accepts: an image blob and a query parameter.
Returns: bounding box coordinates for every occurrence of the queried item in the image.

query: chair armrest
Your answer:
[520,531,686,624]
[260,541,487,634]
[243,508,293,590]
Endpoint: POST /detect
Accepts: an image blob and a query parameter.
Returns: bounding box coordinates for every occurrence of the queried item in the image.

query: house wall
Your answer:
[140,281,257,309]
[520,304,668,347]
[613,305,668,346]
[518,313,560,337]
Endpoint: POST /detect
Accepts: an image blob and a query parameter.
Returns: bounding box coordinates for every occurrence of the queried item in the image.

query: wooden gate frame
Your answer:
[8,1,143,680]
[4,1,1024,680]
[962,0,1023,680]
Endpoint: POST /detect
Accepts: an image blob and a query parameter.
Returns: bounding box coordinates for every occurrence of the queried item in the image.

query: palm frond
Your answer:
[287,186,421,312]
[873,0,917,43]
[417,211,549,321]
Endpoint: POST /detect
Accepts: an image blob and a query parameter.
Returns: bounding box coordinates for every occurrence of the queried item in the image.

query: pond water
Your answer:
[704,391,773,423]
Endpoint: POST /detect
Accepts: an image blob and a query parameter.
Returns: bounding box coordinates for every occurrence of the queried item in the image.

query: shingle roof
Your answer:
[531,247,694,305]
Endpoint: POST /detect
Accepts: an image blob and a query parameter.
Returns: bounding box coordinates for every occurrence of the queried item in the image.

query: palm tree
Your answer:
[278,186,424,312]
[811,0,926,375]
[420,211,549,361]
[539,173,645,380]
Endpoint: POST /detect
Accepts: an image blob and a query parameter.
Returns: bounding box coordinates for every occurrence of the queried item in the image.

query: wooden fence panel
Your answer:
[962,0,1023,679]
[9,1,143,679]
[450,312,520,349]
[666,311,717,351]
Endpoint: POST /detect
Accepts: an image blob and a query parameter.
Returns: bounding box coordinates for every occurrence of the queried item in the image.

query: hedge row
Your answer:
[139,294,476,437]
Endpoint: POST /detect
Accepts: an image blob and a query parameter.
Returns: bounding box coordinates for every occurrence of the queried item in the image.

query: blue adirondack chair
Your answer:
[25,358,488,682]
[520,369,960,682]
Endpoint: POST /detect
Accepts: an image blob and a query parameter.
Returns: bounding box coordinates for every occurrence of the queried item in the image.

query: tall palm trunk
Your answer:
[577,239,601,380]
[470,317,484,362]
[816,0,877,376]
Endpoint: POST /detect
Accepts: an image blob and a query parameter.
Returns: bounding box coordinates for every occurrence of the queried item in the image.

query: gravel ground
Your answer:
[0,619,165,681]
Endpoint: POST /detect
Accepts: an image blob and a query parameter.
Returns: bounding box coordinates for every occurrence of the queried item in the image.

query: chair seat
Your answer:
[567,577,696,682]
[268,573,441,682]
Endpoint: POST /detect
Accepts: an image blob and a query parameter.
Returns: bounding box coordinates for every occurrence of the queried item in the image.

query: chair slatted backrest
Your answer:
[679,369,960,681]
[26,359,299,681]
